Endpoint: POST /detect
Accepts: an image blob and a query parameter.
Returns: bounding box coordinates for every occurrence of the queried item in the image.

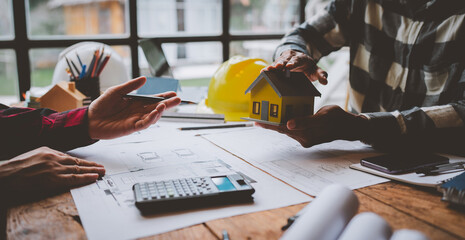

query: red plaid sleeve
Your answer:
[0,104,97,159]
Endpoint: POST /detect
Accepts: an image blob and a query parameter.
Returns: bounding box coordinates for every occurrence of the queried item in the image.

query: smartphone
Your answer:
[360,153,449,174]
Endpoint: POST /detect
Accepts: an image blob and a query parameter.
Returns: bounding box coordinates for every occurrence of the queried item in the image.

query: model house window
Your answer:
[253,102,260,114]
[270,104,278,117]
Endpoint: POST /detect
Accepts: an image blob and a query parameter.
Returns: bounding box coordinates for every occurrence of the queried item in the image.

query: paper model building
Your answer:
[242,71,321,125]
[39,81,86,112]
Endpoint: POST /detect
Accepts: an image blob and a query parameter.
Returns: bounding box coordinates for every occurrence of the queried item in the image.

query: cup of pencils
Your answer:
[65,46,111,101]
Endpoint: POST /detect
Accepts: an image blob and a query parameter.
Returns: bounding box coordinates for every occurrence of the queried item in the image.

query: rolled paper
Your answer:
[338,212,392,240]
[280,184,359,240]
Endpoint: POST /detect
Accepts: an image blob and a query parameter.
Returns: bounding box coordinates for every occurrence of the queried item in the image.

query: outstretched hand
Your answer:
[256,105,368,148]
[88,76,181,139]
[263,49,328,85]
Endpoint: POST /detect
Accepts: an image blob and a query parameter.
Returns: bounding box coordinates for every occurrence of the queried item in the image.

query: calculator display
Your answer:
[211,177,236,192]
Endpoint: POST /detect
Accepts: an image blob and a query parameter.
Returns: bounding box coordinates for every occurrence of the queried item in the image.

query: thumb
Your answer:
[114,76,147,94]
[287,116,315,130]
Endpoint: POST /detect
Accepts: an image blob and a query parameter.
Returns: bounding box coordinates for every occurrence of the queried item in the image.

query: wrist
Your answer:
[351,114,370,142]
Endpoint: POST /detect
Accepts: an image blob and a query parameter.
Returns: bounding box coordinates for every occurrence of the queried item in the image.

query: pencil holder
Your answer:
[72,77,100,101]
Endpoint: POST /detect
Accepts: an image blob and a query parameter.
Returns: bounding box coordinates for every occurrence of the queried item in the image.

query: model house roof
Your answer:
[43,81,86,100]
[245,71,321,97]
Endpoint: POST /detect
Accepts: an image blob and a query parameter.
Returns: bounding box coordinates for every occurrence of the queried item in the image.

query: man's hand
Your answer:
[263,50,328,85]
[256,106,368,148]
[0,147,105,206]
[88,76,181,139]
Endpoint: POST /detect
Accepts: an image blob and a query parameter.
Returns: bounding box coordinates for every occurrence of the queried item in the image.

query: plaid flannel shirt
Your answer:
[275,0,465,152]
[0,104,96,159]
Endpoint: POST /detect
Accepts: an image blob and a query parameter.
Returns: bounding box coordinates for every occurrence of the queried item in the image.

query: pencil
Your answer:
[96,55,110,76]
[86,53,96,78]
[65,57,76,78]
[70,58,81,76]
[76,52,83,67]
[177,122,254,131]
[124,93,197,105]
[91,50,99,77]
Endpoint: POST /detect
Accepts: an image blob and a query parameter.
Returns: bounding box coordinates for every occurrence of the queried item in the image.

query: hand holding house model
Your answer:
[242,69,321,126]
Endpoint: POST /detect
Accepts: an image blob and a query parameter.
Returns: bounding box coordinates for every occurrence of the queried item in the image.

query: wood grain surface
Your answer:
[5,181,465,240]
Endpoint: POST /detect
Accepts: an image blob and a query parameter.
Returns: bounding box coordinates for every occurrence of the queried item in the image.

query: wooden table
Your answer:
[5,181,465,240]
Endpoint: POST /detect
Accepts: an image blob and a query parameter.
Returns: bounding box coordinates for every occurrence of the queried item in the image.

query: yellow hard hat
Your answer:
[205,56,269,121]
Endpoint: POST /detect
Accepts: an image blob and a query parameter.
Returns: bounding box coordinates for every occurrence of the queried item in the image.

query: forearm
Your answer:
[0,106,96,159]
[274,0,350,61]
[361,102,465,154]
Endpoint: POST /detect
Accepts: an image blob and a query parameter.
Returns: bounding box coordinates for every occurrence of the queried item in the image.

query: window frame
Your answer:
[253,101,261,114]
[0,0,306,101]
[270,104,279,117]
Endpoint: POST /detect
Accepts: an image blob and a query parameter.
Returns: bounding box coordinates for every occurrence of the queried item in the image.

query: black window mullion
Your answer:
[221,0,230,62]
[129,0,139,78]
[12,0,30,101]
[4,0,306,102]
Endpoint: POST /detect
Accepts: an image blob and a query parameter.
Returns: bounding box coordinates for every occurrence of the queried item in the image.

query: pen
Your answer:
[124,93,197,105]
[178,122,254,131]
[222,230,230,240]
[281,204,309,231]
[79,64,87,79]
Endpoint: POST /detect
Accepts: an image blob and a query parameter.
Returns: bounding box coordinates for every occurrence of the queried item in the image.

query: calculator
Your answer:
[133,174,255,214]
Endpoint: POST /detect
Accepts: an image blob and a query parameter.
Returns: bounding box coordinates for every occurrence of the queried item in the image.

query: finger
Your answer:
[134,104,165,130]
[114,76,147,95]
[305,72,320,82]
[161,96,181,109]
[60,156,104,168]
[316,68,328,85]
[273,60,287,70]
[285,57,300,68]
[155,91,177,98]
[255,122,290,133]
[287,116,318,130]
[60,173,100,188]
[61,166,106,176]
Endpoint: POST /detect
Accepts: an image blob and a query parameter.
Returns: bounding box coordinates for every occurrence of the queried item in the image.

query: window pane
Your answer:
[138,0,221,37]
[0,49,19,105]
[230,40,281,63]
[30,45,132,90]
[230,0,299,34]
[0,0,13,39]
[139,42,222,87]
[30,48,64,88]
[27,0,128,38]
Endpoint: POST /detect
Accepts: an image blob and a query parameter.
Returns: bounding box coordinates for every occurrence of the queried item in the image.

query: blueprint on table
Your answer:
[69,126,310,240]
[202,127,389,196]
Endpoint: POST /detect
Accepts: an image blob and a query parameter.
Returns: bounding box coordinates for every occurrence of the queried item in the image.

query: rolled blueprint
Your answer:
[390,229,430,240]
[338,212,392,240]
[280,184,359,240]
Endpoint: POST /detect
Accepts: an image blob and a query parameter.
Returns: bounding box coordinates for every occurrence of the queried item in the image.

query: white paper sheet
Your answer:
[202,127,389,196]
[390,229,430,240]
[69,131,310,240]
